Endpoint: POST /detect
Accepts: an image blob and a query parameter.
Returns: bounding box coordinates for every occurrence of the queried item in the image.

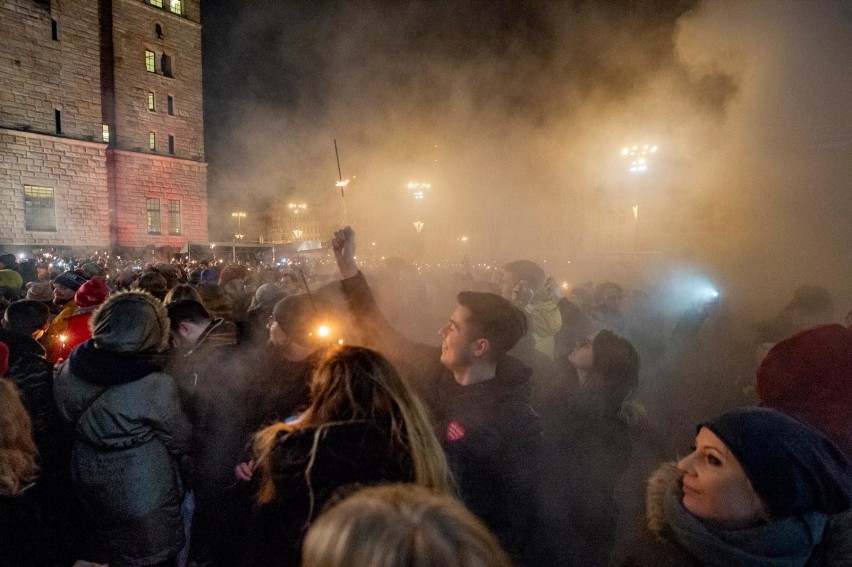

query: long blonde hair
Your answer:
[253,346,453,504]
[302,484,512,567]
[0,379,38,496]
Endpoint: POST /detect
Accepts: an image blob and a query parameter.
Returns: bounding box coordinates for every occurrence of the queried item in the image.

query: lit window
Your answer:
[168,135,175,155]
[24,186,56,232]
[102,124,110,143]
[149,132,156,150]
[147,198,161,234]
[145,50,156,73]
[148,92,155,111]
[168,200,181,235]
[167,95,174,116]
[169,0,182,15]
[150,0,163,7]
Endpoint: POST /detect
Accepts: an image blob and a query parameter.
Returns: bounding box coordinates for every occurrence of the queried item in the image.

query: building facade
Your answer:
[0,0,207,254]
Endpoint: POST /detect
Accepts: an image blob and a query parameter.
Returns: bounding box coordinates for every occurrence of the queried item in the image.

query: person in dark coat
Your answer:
[332,226,542,561]
[617,407,852,567]
[239,346,453,567]
[0,376,67,567]
[54,290,192,567]
[166,299,250,566]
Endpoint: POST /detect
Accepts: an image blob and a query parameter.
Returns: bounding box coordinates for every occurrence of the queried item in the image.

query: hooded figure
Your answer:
[53,290,192,566]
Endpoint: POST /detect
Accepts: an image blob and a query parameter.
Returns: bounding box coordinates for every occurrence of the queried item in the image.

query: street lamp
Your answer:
[293,229,303,240]
[407,182,430,201]
[231,211,247,240]
[288,202,307,215]
[620,144,658,174]
[413,221,424,233]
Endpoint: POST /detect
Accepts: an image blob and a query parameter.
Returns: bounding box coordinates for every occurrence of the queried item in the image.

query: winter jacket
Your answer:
[522,296,562,359]
[340,271,542,559]
[0,327,67,477]
[616,463,852,567]
[54,353,191,566]
[241,420,415,567]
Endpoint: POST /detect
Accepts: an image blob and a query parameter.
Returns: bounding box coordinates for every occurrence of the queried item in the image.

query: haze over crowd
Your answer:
[201,0,852,320]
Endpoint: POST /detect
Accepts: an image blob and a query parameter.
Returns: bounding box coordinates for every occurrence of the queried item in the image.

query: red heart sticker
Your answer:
[446,421,466,441]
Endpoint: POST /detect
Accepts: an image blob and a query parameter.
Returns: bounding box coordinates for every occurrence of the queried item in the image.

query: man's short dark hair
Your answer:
[456,291,527,359]
[502,260,546,290]
[4,300,50,336]
[166,299,211,330]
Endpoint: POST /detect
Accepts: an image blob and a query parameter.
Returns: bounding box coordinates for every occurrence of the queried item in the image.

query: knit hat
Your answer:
[272,294,333,348]
[75,276,110,308]
[54,270,89,291]
[26,281,54,302]
[255,283,285,305]
[80,262,103,279]
[756,324,852,457]
[0,269,23,290]
[0,341,8,377]
[0,253,17,268]
[199,268,219,285]
[90,290,169,353]
[702,407,852,518]
[219,265,248,286]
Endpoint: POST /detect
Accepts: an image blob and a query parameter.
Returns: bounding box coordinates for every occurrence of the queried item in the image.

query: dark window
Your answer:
[155,23,163,39]
[51,19,58,41]
[167,96,174,116]
[168,200,181,235]
[161,54,172,77]
[168,135,175,155]
[54,110,61,134]
[24,186,56,232]
[147,198,161,234]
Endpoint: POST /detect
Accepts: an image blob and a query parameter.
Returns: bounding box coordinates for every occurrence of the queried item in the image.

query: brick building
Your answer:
[0,0,207,255]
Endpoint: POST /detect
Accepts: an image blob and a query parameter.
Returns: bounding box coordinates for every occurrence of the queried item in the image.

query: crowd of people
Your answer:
[0,233,850,567]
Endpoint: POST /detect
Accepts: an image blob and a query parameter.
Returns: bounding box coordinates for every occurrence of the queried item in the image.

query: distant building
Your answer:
[0,0,207,255]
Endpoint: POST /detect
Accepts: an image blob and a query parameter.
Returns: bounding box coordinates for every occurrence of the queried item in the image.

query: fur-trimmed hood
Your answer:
[645,461,682,535]
[88,290,170,353]
[641,462,852,566]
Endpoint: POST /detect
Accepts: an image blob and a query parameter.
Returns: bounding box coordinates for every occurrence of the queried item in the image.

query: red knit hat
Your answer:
[756,324,852,457]
[0,341,9,377]
[75,276,110,308]
[219,265,248,286]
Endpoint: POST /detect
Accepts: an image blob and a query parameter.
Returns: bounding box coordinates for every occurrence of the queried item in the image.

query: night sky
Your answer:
[199,0,852,314]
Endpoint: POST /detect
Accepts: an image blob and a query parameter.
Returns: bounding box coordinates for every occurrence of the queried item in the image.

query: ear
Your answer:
[471,337,490,358]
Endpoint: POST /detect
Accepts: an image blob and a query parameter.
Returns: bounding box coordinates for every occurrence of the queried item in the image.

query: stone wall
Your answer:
[111,0,204,161]
[0,0,103,140]
[0,129,110,247]
[111,149,208,247]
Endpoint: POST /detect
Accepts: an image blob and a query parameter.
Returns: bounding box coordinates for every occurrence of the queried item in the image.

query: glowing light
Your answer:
[632,205,639,220]
[561,281,569,290]
[317,325,331,338]
[59,334,67,345]
[337,338,344,345]
[18,253,25,260]
[335,179,351,188]
[413,221,424,233]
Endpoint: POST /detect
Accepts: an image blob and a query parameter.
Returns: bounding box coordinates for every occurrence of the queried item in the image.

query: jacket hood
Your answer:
[645,462,682,535]
[89,290,169,353]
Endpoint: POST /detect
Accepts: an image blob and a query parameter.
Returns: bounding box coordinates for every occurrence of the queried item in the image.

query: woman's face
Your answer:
[568,333,596,371]
[677,427,767,527]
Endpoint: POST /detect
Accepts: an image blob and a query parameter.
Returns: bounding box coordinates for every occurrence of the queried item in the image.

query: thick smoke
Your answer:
[203,0,852,320]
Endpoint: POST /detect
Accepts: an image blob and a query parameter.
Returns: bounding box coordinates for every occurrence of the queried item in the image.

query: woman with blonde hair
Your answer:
[240,345,453,567]
[303,484,512,567]
[0,377,59,566]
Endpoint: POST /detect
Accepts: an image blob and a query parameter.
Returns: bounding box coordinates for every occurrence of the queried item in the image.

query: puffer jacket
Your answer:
[54,360,191,566]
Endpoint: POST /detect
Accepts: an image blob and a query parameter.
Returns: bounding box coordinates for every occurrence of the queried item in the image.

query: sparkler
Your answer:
[334,139,350,222]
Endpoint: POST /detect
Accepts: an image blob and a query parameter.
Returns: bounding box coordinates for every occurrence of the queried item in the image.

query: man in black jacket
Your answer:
[332,227,542,560]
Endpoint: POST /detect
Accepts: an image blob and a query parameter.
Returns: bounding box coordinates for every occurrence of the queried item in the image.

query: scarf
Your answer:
[664,480,828,567]
[68,339,165,386]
